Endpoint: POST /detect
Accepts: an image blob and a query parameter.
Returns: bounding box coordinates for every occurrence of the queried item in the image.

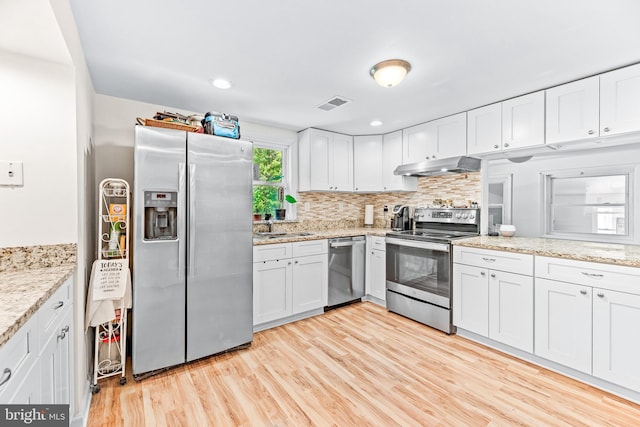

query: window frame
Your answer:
[252,140,296,220]
[541,166,634,243]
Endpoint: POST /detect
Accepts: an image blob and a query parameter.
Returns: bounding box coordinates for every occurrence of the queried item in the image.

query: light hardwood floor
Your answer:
[88,302,640,426]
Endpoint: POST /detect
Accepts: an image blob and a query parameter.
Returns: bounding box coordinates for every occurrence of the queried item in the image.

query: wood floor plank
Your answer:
[87,302,640,426]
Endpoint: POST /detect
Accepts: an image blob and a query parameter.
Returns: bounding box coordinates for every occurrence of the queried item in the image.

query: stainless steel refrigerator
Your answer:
[132,126,253,376]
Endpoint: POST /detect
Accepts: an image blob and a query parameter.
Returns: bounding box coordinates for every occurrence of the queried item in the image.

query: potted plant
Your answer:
[275,194,297,220]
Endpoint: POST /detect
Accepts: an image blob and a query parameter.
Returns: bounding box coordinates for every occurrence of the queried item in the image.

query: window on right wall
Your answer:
[543,167,633,241]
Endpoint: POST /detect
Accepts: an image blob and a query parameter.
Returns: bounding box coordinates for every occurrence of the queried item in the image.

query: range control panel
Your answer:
[414,208,480,225]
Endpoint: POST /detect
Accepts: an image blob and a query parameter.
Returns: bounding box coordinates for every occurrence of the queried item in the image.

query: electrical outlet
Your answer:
[338,202,344,211]
[304,202,310,211]
[0,161,23,187]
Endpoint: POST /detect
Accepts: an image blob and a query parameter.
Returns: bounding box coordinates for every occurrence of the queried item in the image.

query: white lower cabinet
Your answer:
[365,236,386,302]
[0,314,39,403]
[292,254,328,314]
[253,241,328,328]
[0,275,74,405]
[40,308,73,404]
[453,247,533,352]
[453,264,489,336]
[488,271,533,352]
[253,259,293,324]
[534,277,592,373]
[592,288,640,391]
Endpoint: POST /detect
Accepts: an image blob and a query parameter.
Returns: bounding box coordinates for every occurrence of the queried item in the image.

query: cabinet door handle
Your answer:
[480,271,486,276]
[490,273,496,278]
[288,261,292,265]
[504,143,510,148]
[294,260,299,264]
[581,272,604,278]
[54,301,64,309]
[0,368,11,386]
[603,127,610,133]
[57,325,70,341]
[482,257,496,263]
[580,290,587,295]
[588,130,595,135]
[493,144,499,149]
[597,293,605,298]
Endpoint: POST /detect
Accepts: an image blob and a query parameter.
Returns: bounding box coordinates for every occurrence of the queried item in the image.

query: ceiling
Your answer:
[69,0,640,135]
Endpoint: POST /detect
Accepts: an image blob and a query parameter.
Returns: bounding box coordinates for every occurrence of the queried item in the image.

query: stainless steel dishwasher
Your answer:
[327,236,366,309]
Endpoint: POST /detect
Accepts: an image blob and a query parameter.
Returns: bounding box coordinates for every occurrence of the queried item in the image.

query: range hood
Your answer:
[394,156,481,177]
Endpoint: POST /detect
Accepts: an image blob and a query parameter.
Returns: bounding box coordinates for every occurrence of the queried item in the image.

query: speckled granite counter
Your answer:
[453,236,640,267]
[0,244,76,347]
[253,227,388,245]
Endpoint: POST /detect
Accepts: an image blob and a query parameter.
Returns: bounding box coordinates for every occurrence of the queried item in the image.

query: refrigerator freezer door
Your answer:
[186,133,253,361]
[132,126,187,375]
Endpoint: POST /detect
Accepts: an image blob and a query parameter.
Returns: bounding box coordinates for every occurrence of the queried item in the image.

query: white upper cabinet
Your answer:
[502,91,545,150]
[331,133,354,191]
[298,128,353,192]
[382,131,417,192]
[402,113,467,164]
[467,103,502,155]
[546,76,600,144]
[434,113,467,159]
[600,62,640,136]
[402,122,434,164]
[353,135,383,192]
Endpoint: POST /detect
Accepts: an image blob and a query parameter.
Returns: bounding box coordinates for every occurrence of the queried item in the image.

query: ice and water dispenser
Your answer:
[143,191,177,240]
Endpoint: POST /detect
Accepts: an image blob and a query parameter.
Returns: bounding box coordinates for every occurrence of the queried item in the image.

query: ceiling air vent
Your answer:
[316,96,350,111]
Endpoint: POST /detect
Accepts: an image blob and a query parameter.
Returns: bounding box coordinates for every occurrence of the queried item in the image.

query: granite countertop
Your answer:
[0,244,76,347]
[253,227,389,245]
[454,236,640,268]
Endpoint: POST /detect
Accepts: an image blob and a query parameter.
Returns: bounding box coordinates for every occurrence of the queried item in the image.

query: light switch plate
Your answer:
[0,161,24,186]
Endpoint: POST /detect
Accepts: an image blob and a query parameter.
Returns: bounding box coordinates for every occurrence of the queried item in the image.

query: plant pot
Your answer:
[252,213,262,221]
[275,209,286,220]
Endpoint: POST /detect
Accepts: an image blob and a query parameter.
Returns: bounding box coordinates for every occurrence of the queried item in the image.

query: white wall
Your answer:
[486,143,640,244]
[0,50,77,247]
[50,0,95,421]
[93,94,297,185]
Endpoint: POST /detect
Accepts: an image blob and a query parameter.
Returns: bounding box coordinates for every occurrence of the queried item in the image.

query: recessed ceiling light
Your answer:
[210,78,231,89]
[370,120,383,127]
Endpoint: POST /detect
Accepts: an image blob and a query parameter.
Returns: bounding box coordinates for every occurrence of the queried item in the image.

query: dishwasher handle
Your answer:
[330,241,360,248]
[329,238,366,248]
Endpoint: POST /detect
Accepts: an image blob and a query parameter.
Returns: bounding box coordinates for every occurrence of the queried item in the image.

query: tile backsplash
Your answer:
[296,172,481,228]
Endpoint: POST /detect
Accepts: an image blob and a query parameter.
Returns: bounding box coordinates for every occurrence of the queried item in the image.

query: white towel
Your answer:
[85,259,132,331]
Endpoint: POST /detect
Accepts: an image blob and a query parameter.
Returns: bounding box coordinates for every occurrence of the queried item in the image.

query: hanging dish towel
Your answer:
[85,259,132,331]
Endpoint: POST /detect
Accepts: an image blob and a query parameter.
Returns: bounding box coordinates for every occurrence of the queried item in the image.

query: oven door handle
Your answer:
[386,237,449,252]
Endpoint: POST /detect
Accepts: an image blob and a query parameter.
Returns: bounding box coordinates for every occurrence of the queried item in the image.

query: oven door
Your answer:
[385,237,451,308]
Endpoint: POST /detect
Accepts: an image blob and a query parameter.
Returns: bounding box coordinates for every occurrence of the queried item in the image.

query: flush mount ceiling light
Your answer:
[210,78,231,89]
[370,120,383,127]
[369,59,411,87]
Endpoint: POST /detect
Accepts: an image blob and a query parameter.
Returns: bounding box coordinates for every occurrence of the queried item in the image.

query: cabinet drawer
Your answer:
[453,246,533,275]
[370,236,386,250]
[253,243,292,262]
[38,277,72,345]
[0,313,38,399]
[535,256,640,295]
[292,240,328,257]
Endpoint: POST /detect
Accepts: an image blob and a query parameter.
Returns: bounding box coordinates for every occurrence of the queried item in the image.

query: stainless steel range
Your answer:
[385,207,480,334]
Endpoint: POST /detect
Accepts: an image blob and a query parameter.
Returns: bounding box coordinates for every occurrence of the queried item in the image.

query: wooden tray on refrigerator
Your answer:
[139,118,198,132]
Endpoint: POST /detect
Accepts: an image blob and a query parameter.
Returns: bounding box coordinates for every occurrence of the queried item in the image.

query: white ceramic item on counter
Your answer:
[500,224,516,237]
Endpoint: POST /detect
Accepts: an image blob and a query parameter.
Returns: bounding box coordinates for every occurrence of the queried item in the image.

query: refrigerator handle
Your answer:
[188,163,196,277]
[178,162,186,279]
